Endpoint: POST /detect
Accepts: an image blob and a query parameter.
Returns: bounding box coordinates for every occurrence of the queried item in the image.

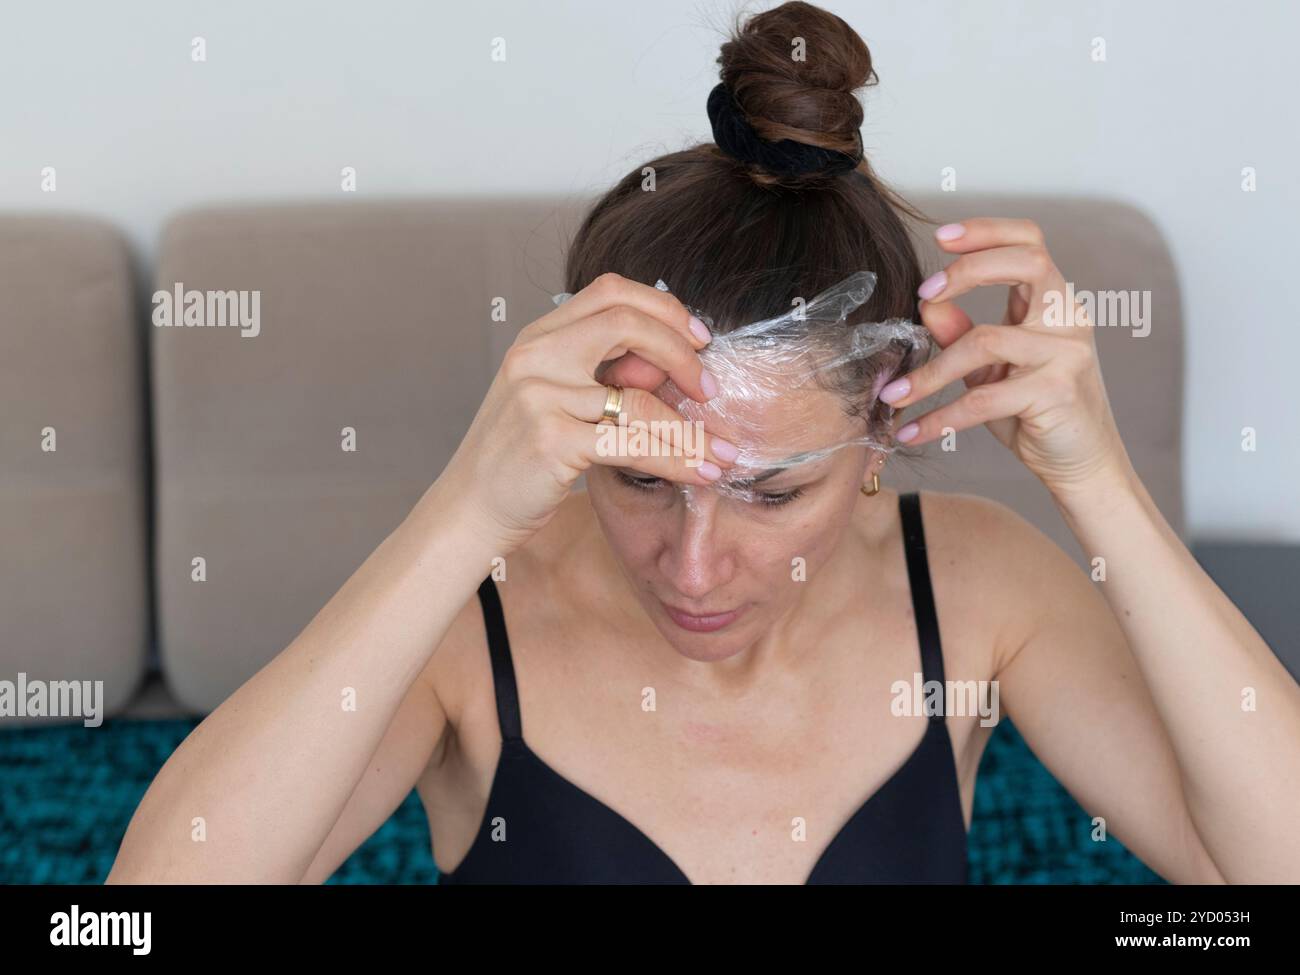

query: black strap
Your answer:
[479,501,944,740]
[476,576,523,743]
[898,492,947,710]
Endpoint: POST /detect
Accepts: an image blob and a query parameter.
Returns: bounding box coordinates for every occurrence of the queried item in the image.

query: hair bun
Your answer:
[715,1,875,182]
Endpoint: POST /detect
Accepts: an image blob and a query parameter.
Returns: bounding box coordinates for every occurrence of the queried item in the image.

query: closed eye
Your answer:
[614,469,805,507]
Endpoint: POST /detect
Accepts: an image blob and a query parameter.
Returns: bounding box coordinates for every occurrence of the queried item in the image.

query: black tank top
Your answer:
[437,491,969,884]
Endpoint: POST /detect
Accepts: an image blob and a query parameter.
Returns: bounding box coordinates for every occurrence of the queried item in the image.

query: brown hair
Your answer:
[564,1,935,432]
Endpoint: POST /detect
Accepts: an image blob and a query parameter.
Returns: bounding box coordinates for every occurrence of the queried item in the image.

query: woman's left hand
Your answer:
[878,217,1137,501]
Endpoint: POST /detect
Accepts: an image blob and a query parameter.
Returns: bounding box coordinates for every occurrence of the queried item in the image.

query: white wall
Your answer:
[1,0,1294,539]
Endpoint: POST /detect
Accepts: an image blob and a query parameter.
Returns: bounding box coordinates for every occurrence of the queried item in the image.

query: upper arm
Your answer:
[955,494,1225,884]
[298,651,451,885]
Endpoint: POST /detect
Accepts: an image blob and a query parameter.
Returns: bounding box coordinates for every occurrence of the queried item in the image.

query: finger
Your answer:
[1005,284,1031,326]
[917,245,1066,329]
[597,351,668,393]
[547,409,727,486]
[559,306,717,403]
[918,295,975,350]
[928,219,1056,332]
[584,427,726,485]
[542,411,724,487]
[931,217,1046,253]
[895,375,1042,447]
[556,383,739,471]
[531,272,712,349]
[880,324,1052,409]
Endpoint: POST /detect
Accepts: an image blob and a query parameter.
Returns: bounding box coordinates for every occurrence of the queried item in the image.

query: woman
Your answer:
[108,1,1299,885]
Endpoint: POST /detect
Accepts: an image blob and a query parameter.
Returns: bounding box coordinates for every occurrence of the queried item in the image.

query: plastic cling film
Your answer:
[552,271,934,505]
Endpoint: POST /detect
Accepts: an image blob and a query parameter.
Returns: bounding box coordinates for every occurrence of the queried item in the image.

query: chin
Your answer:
[648,604,762,663]
[661,631,753,663]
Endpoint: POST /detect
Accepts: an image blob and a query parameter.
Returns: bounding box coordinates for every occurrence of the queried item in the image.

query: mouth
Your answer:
[660,601,747,633]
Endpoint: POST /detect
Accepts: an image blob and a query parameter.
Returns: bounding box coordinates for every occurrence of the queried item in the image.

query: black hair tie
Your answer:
[706,82,863,177]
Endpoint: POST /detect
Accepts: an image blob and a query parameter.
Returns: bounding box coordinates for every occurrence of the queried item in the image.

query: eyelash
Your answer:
[614,470,805,508]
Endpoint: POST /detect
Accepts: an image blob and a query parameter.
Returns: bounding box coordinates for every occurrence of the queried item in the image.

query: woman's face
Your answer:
[585,381,878,663]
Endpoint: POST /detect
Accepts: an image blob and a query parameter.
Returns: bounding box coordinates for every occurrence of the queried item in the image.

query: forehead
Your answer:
[656,375,861,476]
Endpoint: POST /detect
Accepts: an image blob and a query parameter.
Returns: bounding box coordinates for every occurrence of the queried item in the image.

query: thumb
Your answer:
[597,352,669,392]
[918,297,974,350]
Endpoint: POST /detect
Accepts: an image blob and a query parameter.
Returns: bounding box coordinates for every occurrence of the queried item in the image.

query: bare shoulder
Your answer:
[915,488,1055,556]
[911,488,1085,672]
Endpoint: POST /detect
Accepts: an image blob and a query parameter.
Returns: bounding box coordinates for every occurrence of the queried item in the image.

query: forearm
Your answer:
[1052,466,1300,882]
[107,482,499,883]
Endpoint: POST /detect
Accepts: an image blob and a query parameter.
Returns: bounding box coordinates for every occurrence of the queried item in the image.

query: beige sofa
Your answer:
[0,216,150,718]
[0,194,1186,718]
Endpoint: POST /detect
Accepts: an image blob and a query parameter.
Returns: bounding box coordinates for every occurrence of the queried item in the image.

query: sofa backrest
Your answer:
[141,194,1182,711]
[0,216,150,724]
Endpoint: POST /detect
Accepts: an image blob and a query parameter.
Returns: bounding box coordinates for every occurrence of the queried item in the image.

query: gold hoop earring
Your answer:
[860,472,880,497]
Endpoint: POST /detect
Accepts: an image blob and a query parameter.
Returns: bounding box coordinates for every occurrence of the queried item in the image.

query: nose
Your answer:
[657,487,737,602]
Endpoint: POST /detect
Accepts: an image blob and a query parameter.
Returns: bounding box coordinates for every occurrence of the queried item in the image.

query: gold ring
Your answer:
[599,384,624,424]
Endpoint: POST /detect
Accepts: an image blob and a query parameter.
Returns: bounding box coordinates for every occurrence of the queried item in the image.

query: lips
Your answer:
[661,602,745,633]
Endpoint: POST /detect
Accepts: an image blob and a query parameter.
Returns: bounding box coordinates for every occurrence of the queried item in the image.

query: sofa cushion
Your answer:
[0,216,149,723]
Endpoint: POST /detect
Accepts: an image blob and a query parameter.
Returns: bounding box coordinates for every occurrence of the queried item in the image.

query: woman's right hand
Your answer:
[434,272,738,555]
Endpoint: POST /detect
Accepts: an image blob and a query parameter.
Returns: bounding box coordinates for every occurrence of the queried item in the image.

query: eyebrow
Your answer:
[729,449,830,485]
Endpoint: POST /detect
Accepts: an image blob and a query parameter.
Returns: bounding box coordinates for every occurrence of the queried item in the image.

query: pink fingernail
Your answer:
[699,369,719,399]
[688,315,712,344]
[878,377,911,404]
[710,437,740,463]
[935,223,965,241]
[896,422,920,443]
[918,271,947,300]
[698,461,722,480]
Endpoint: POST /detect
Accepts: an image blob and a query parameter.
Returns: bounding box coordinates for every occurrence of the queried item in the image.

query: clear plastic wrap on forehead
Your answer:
[552,270,933,504]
